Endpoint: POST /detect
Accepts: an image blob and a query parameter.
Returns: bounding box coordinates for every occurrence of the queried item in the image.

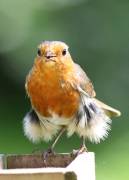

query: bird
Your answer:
[23,41,121,153]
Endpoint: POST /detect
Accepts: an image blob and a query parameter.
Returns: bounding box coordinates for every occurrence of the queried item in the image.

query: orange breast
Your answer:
[26,60,80,118]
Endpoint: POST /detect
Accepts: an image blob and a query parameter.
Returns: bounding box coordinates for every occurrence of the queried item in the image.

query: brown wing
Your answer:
[73,63,96,97]
[74,63,121,118]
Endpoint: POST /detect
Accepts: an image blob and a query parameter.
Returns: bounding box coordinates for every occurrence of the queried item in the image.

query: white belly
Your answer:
[36,110,74,141]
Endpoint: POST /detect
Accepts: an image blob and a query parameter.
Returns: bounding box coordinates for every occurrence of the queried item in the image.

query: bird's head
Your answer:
[36,41,73,68]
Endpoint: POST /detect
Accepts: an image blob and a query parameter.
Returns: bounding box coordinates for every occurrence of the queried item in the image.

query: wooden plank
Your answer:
[0,171,65,180]
[7,153,75,169]
[0,168,77,180]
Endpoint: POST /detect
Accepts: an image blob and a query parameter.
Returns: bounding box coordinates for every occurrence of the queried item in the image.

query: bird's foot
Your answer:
[42,148,55,166]
[72,145,88,156]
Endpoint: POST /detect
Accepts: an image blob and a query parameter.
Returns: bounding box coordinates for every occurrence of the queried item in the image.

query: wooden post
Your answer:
[0,155,6,169]
[0,152,95,180]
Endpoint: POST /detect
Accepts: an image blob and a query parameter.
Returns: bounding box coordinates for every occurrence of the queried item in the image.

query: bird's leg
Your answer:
[51,127,66,150]
[72,136,88,156]
[43,127,66,162]
[79,136,88,153]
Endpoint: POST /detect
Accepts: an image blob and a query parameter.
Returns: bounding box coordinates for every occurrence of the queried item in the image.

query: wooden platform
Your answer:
[0,152,95,180]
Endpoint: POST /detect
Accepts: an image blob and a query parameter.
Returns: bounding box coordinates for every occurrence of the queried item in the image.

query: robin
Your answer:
[23,41,121,153]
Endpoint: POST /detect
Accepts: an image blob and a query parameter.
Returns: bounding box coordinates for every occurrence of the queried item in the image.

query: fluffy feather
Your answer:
[23,109,71,143]
[67,91,112,143]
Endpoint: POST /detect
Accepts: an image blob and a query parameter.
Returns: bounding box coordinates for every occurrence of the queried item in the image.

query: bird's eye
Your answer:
[37,49,42,56]
[62,49,67,56]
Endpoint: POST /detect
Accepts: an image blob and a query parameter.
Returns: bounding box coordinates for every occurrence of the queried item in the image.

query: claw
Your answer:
[42,148,55,166]
[72,145,88,156]
[77,145,88,154]
[72,136,88,156]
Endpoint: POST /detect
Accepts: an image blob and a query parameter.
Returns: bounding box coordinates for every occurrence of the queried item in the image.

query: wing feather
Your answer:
[74,63,96,97]
[93,98,121,117]
[73,63,121,118]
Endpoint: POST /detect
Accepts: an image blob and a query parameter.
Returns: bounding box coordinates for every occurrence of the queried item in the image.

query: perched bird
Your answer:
[23,41,121,153]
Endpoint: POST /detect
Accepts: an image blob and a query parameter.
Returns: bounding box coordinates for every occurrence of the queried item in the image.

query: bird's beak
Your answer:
[45,51,56,61]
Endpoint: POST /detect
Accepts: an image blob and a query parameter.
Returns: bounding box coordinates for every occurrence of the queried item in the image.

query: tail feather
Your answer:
[93,98,121,118]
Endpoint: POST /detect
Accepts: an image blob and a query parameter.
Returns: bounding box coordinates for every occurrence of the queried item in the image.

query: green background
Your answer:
[0,0,128,179]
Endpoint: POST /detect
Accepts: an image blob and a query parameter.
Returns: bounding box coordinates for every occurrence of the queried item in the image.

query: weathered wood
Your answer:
[0,169,77,180]
[7,153,75,169]
[0,152,95,180]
